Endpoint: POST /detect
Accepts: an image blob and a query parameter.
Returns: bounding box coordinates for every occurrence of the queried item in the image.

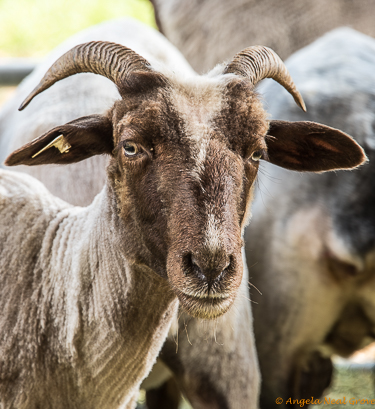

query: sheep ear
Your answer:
[264,120,367,172]
[5,114,113,166]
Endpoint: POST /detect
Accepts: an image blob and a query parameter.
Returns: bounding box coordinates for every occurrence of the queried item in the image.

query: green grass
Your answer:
[0,0,156,57]
[313,362,375,409]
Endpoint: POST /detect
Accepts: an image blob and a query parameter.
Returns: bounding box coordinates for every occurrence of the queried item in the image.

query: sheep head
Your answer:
[5,42,366,319]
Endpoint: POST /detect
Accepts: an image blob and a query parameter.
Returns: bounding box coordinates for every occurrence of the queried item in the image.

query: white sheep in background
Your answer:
[0,19,366,409]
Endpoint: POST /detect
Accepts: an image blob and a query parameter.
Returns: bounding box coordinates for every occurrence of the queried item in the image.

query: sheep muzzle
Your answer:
[166,244,243,319]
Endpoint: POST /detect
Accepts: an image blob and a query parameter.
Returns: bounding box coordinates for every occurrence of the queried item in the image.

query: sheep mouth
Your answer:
[180,288,231,299]
[175,288,234,319]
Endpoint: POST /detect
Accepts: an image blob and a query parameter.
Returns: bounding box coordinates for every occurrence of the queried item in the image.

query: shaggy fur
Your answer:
[0,169,178,408]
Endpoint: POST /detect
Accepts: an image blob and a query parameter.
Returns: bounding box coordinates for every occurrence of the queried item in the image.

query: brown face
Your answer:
[7,45,366,321]
[109,77,269,319]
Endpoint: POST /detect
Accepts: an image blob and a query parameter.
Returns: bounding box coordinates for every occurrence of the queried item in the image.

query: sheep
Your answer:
[245,27,375,408]
[150,0,375,73]
[1,19,366,409]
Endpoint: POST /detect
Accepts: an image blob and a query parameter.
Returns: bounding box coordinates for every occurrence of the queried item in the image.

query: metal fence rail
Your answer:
[0,59,38,86]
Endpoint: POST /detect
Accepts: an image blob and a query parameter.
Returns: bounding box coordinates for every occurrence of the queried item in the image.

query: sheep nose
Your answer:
[184,252,231,286]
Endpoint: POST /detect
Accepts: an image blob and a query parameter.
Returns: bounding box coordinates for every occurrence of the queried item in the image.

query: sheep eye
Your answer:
[123,142,139,156]
[251,150,263,162]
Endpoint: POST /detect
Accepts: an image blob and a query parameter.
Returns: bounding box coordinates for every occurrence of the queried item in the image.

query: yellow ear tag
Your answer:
[32,134,71,158]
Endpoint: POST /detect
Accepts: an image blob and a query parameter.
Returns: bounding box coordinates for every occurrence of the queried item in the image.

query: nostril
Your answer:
[191,255,201,270]
[214,255,233,281]
[191,256,207,281]
[182,252,233,284]
[183,253,206,280]
[222,258,230,271]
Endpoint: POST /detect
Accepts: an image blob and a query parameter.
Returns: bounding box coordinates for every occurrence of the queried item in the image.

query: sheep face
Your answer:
[107,76,268,319]
[5,42,367,319]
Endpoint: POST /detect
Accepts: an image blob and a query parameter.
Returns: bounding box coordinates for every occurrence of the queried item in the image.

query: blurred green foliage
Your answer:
[0,0,156,57]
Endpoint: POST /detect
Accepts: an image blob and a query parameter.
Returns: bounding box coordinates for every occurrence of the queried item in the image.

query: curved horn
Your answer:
[224,46,306,112]
[19,41,152,111]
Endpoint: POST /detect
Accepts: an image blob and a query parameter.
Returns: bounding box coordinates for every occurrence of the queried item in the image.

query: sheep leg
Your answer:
[289,351,333,406]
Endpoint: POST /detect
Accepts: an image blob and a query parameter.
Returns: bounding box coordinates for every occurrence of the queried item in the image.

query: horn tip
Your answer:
[296,96,307,112]
[18,100,28,111]
[19,93,35,111]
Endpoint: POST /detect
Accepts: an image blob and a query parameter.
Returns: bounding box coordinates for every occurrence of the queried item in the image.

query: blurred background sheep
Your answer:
[150,0,375,73]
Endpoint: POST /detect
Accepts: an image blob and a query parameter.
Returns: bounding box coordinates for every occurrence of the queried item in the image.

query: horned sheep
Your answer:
[0,19,366,409]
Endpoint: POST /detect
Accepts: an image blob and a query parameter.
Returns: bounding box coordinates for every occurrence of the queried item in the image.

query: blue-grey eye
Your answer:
[251,150,262,161]
[123,142,139,156]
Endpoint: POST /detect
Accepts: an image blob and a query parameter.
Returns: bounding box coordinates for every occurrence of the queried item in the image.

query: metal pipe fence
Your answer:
[0,59,38,86]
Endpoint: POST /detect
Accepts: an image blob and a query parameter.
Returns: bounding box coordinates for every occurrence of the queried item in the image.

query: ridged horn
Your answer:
[19,41,152,111]
[224,46,306,112]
